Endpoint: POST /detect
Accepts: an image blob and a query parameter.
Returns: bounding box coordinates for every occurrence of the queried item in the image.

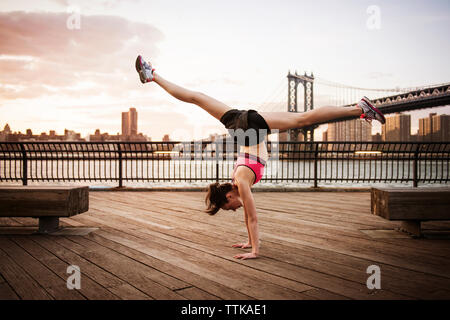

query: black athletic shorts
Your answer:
[220,109,271,146]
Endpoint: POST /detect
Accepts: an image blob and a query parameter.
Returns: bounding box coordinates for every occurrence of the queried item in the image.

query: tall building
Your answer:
[431,114,450,141]
[381,113,411,141]
[121,112,130,136]
[417,113,450,142]
[327,119,371,141]
[0,124,12,141]
[418,113,436,141]
[120,107,147,141]
[121,107,138,137]
[129,108,138,135]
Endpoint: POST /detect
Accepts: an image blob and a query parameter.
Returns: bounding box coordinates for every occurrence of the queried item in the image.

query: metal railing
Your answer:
[0,142,449,187]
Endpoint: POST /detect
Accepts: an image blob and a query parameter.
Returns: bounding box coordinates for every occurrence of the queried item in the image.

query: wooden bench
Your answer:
[371,187,450,237]
[0,186,89,233]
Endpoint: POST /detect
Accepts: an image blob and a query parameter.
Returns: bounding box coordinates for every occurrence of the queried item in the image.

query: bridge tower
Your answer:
[287,71,315,141]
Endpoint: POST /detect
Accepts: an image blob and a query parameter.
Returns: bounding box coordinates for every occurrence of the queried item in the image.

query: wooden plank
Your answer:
[34,235,150,300]
[72,216,313,300]
[80,231,252,300]
[100,191,450,263]
[0,186,89,217]
[48,235,187,300]
[302,288,351,300]
[89,191,450,296]
[10,217,38,226]
[11,236,119,300]
[265,228,450,280]
[149,195,396,245]
[266,193,450,255]
[88,192,450,278]
[0,186,87,190]
[131,222,418,300]
[60,234,192,292]
[175,287,219,300]
[0,283,19,300]
[423,221,450,229]
[0,217,23,227]
[133,216,447,299]
[0,244,53,299]
[0,273,19,300]
[101,191,399,236]
[60,217,88,227]
[75,213,408,300]
[91,193,450,277]
[105,283,150,300]
[0,237,84,300]
[217,196,450,272]
[74,191,450,299]
[183,219,450,293]
[74,210,314,294]
[191,216,450,293]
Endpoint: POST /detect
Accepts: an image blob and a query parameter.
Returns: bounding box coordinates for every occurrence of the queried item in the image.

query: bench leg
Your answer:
[38,217,60,234]
[400,220,422,237]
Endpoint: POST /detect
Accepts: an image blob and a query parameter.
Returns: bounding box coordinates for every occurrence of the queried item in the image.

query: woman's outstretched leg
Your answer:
[136,55,231,121]
[260,97,385,131]
[259,106,362,131]
[153,73,231,120]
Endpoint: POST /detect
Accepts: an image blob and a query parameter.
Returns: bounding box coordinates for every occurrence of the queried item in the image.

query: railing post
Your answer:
[118,143,123,188]
[313,143,318,188]
[215,141,219,183]
[413,143,420,187]
[20,143,28,186]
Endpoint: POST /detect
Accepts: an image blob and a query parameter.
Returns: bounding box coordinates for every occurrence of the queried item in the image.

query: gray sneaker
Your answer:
[135,55,154,83]
[357,96,386,124]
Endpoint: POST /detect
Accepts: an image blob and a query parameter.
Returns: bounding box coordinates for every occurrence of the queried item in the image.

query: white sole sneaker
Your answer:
[359,96,386,124]
[135,55,154,83]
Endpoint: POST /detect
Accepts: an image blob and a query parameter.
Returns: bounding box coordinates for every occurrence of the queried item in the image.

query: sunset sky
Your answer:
[0,0,449,140]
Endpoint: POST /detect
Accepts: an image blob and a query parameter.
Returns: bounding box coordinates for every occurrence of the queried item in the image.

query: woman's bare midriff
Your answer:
[239,140,268,162]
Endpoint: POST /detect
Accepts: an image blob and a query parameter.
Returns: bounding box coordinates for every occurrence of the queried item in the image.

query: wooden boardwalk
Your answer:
[0,191,450,300]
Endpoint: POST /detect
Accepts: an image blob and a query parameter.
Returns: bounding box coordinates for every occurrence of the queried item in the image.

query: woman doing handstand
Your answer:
[136,55,386,260]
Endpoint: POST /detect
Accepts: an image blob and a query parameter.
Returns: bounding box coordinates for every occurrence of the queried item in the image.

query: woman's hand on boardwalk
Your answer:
[233,252,258,260]
[232,242,252,249]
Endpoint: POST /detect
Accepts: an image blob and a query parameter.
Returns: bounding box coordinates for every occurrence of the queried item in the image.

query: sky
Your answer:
[0,0,449,140]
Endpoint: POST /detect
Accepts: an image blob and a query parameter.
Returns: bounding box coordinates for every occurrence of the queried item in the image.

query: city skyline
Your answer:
[322,112,450,142]
[0,107,151,142]
[2,111,449,142]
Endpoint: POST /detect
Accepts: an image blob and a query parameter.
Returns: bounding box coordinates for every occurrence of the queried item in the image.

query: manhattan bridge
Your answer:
[256,71,450,141]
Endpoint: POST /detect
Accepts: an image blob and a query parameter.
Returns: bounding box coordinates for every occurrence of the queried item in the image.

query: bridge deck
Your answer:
[0,191,449,300]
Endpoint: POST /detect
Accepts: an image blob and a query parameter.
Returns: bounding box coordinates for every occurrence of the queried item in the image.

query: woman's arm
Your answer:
[234,180,259,260]
[232,211,252,248]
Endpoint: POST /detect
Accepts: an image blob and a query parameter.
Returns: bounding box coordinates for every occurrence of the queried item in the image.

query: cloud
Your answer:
[0,11,164,101]
[0,11,232,140]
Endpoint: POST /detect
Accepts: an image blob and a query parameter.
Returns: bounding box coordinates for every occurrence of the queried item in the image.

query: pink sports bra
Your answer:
[232,153,266,185]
